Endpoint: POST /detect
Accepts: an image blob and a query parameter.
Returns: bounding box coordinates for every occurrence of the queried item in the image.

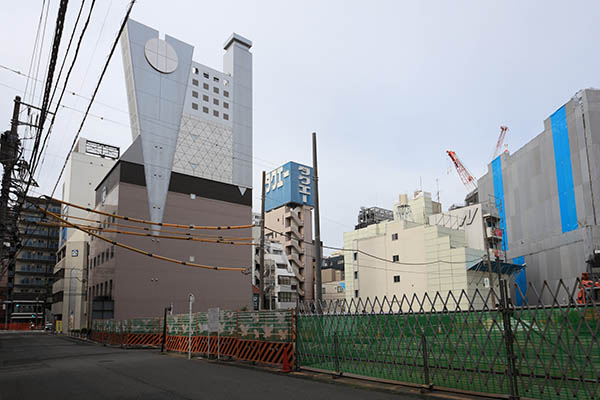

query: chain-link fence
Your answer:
[296,279,599,400]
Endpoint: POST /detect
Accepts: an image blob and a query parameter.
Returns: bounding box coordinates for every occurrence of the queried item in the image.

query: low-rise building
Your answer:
[344,191,522,310]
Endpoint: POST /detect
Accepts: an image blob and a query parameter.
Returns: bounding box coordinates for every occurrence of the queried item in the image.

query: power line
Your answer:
[264,226,483,266]
[49,0,136,199]
[23,0,48,102]
[39,214,253,240]
[37,221,256,246]
[35,0,97,182]
[44,196,253,230]
[40,206,246,272]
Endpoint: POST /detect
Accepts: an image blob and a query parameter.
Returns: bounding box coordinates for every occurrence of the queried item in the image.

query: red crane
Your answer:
[446,150,477,193]
[492,126,509,159]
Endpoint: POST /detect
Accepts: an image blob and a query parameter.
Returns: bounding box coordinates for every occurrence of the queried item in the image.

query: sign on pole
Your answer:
[208,307,220,360]
[208,307,220,331]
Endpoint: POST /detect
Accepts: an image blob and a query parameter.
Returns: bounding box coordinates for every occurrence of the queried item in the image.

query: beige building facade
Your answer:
[344,192,513,310]
[52,138,118,333]
[265,204,314,301]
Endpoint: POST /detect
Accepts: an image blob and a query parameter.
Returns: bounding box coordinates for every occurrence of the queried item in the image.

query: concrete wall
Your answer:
[89,181,252,319]
[478,89,600,301]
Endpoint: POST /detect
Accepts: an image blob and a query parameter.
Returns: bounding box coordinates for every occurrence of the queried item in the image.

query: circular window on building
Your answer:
[144,38,178,74]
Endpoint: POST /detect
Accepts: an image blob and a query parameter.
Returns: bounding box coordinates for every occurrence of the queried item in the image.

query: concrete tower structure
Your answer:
[478,88,600,303]
[87,20,253,319]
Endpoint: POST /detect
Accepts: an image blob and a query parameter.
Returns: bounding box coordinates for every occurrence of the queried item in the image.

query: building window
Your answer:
[213,76,219,82]
[213,87,219,94]
[202,106,209,113]
[276,263,287,269]
[192,79,199,86]
[110,246,114,258]
[192,103,198,110]
[391,233,398,241]
[392,255,399,262]
[278,276,291,285]
[109,280,113,297]
[353,252,358,261]
[203,83,209,90]
[354,290,359,298]
[192,91,198,98]
[393,275,400,283]
[223,102,229,109]
[354,271,358,279]
[223,114,229,121]
[224,90,229,98]
[213,110,219,117]
[203,94,209,102]
[213,98,219,106]
[223,79,229,86]
[278,292,293,303]
[203,72,209,79]
[192,67,199,74]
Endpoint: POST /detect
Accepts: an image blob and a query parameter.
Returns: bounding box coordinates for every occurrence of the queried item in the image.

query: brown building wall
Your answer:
[89,181,252,319]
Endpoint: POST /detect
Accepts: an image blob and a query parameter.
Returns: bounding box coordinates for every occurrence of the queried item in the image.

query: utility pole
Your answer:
[481,209,495,305]
[312,132,323,304]
[259,171,266,310]
[0,96,22,327]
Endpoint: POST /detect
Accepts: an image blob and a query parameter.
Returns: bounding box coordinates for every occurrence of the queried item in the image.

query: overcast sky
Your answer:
[1,0,599,252]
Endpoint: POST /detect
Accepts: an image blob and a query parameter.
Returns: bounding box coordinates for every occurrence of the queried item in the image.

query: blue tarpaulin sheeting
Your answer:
[468,260,525,275]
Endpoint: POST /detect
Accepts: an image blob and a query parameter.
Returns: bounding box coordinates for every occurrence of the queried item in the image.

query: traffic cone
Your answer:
[282,346,291,373]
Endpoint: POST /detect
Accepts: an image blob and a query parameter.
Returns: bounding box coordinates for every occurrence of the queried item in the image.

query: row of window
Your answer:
[91,279,113,299]
[278,291,295,303]
[191,67,230,86]
[89,246,115,269]
[191,79,230,98]
[191,91,230,109]
[190,103,230,120]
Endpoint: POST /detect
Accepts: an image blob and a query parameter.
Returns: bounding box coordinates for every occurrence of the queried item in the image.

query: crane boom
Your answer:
[447,150,477,192]
[493,126,509,159]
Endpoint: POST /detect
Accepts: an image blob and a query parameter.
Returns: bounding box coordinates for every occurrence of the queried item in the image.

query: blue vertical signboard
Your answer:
[265,161,315,212]
[550,106,578,233]
[492,156,507,253]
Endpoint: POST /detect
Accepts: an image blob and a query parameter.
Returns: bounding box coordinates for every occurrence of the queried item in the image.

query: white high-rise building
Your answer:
[52,138,119,333]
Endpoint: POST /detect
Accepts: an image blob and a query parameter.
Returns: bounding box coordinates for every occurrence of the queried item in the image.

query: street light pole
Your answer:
[161,304,171,353]
[188,293,194,360]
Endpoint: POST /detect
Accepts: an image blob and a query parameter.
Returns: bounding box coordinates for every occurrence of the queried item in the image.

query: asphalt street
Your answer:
[0,332,424,400]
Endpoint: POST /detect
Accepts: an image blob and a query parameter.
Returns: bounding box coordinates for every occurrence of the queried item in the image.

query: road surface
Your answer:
[0,332,424,400]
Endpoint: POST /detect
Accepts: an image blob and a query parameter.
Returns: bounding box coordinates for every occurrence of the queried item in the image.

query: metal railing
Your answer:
[296,279,599,400]
[91,309,295,366]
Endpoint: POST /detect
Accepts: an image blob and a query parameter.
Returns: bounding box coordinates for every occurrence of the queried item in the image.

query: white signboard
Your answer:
[208,307,220,332]
[484,277,490,288]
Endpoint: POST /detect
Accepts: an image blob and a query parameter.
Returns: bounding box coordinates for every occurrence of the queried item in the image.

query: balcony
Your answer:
[17,253,56,262]
[284,236,303,254]
[289,263,305,283]
[287,252,302,268]
[285,207,304,227]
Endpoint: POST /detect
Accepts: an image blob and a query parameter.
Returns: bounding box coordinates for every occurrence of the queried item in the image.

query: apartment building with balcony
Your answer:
[251,220,298,309]
[265,204,314,301]
[9,197,60,325]
[263,161,315,302]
